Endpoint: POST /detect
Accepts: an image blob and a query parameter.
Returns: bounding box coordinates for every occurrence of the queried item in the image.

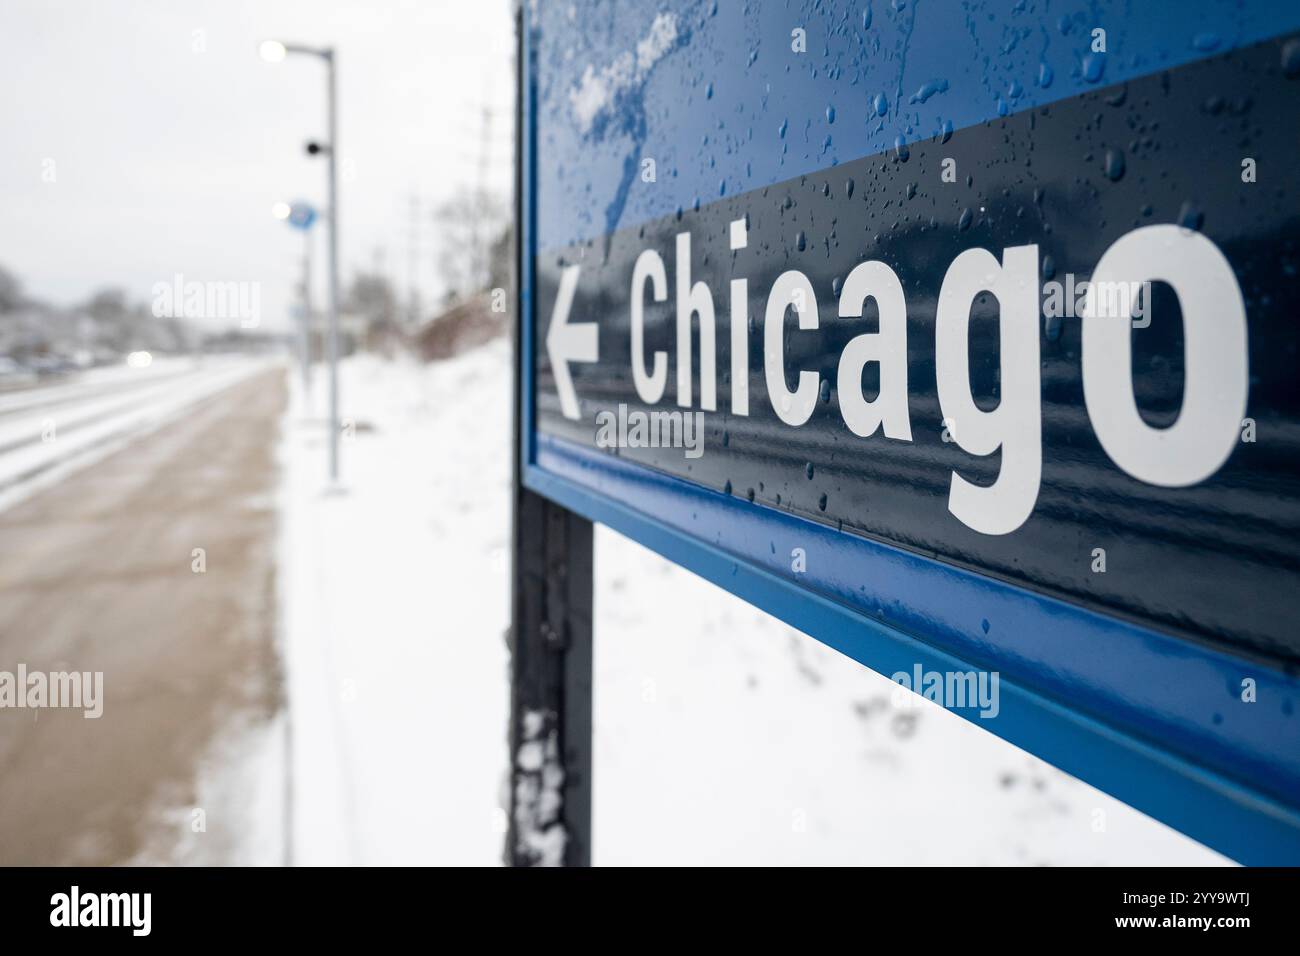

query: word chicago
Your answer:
[566,219,1249,535]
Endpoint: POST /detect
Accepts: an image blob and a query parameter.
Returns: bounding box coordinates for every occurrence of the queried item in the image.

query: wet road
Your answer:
[0,364,286,864]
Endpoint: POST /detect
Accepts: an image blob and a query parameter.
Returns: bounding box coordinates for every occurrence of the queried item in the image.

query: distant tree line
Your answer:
[0,263,197,364]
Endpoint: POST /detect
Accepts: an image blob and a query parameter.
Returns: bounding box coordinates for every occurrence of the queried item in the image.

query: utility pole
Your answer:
[300,228,313,393]
[272,200,319,397]
[406,192,421,327]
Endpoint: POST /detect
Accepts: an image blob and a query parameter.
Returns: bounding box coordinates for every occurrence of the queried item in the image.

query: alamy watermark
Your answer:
[594,403,705,459]
[50,886,150,936]
[1044,274,1152,327]
[890,664,1000,719]
[151,273,261,328]
[0,664,103,718]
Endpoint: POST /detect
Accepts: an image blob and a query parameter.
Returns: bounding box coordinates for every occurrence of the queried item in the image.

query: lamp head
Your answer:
[259,39,287,63]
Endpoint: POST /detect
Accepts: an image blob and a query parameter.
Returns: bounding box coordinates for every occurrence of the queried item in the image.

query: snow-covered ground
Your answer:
[592,538,1229,865]
[276,339,1228,866]
[280,348,513,865]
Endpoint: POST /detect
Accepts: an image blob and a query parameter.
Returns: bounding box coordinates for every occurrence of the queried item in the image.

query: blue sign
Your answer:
[520,0,1300,863]
[287,201,317,231]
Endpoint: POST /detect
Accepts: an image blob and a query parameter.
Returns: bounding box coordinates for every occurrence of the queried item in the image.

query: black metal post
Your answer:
[506,0,594,867]
[506,490,593,866]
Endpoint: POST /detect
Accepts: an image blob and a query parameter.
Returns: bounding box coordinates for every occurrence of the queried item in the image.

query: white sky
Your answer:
[0,0,515,331]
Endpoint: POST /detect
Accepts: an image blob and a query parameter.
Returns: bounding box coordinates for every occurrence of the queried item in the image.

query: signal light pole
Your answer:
[261,39,342,486]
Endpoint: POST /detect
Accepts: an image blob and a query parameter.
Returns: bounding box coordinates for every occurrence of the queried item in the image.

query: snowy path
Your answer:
[280,349,513,865]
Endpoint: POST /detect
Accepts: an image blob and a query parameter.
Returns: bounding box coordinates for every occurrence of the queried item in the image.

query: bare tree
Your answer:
[430,188,507,307]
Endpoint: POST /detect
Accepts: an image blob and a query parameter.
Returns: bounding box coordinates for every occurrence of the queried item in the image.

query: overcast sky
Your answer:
[0,0,514,330]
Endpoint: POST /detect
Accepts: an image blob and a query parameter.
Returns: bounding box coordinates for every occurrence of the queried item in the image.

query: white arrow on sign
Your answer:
[545,264,599,420]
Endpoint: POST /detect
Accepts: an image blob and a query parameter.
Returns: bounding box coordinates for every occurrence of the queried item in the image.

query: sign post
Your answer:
[511,0,1300,865]
[505,487,593,867]
[507,5,593,866]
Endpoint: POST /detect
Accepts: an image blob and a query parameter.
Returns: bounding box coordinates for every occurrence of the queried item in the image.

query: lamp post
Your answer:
[261,40,342,486]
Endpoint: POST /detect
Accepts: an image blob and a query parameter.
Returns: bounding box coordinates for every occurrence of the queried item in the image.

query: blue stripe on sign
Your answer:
[535,0,1300,251]
[528,433,1300,864]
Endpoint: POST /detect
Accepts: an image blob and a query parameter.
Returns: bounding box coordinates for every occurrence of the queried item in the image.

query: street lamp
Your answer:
[258,40,287,63]
[261,39,342,487]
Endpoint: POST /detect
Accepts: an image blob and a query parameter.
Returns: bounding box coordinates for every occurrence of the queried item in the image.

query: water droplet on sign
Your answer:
[1192,32,1221,53]
[1103,148,1125,181]
[1045,313,1062,342]
[1082,53,1105,83]
[1283,39,1300,78]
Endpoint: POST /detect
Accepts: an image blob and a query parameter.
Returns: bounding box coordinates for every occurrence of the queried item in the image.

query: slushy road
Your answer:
[0,361,286,864]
